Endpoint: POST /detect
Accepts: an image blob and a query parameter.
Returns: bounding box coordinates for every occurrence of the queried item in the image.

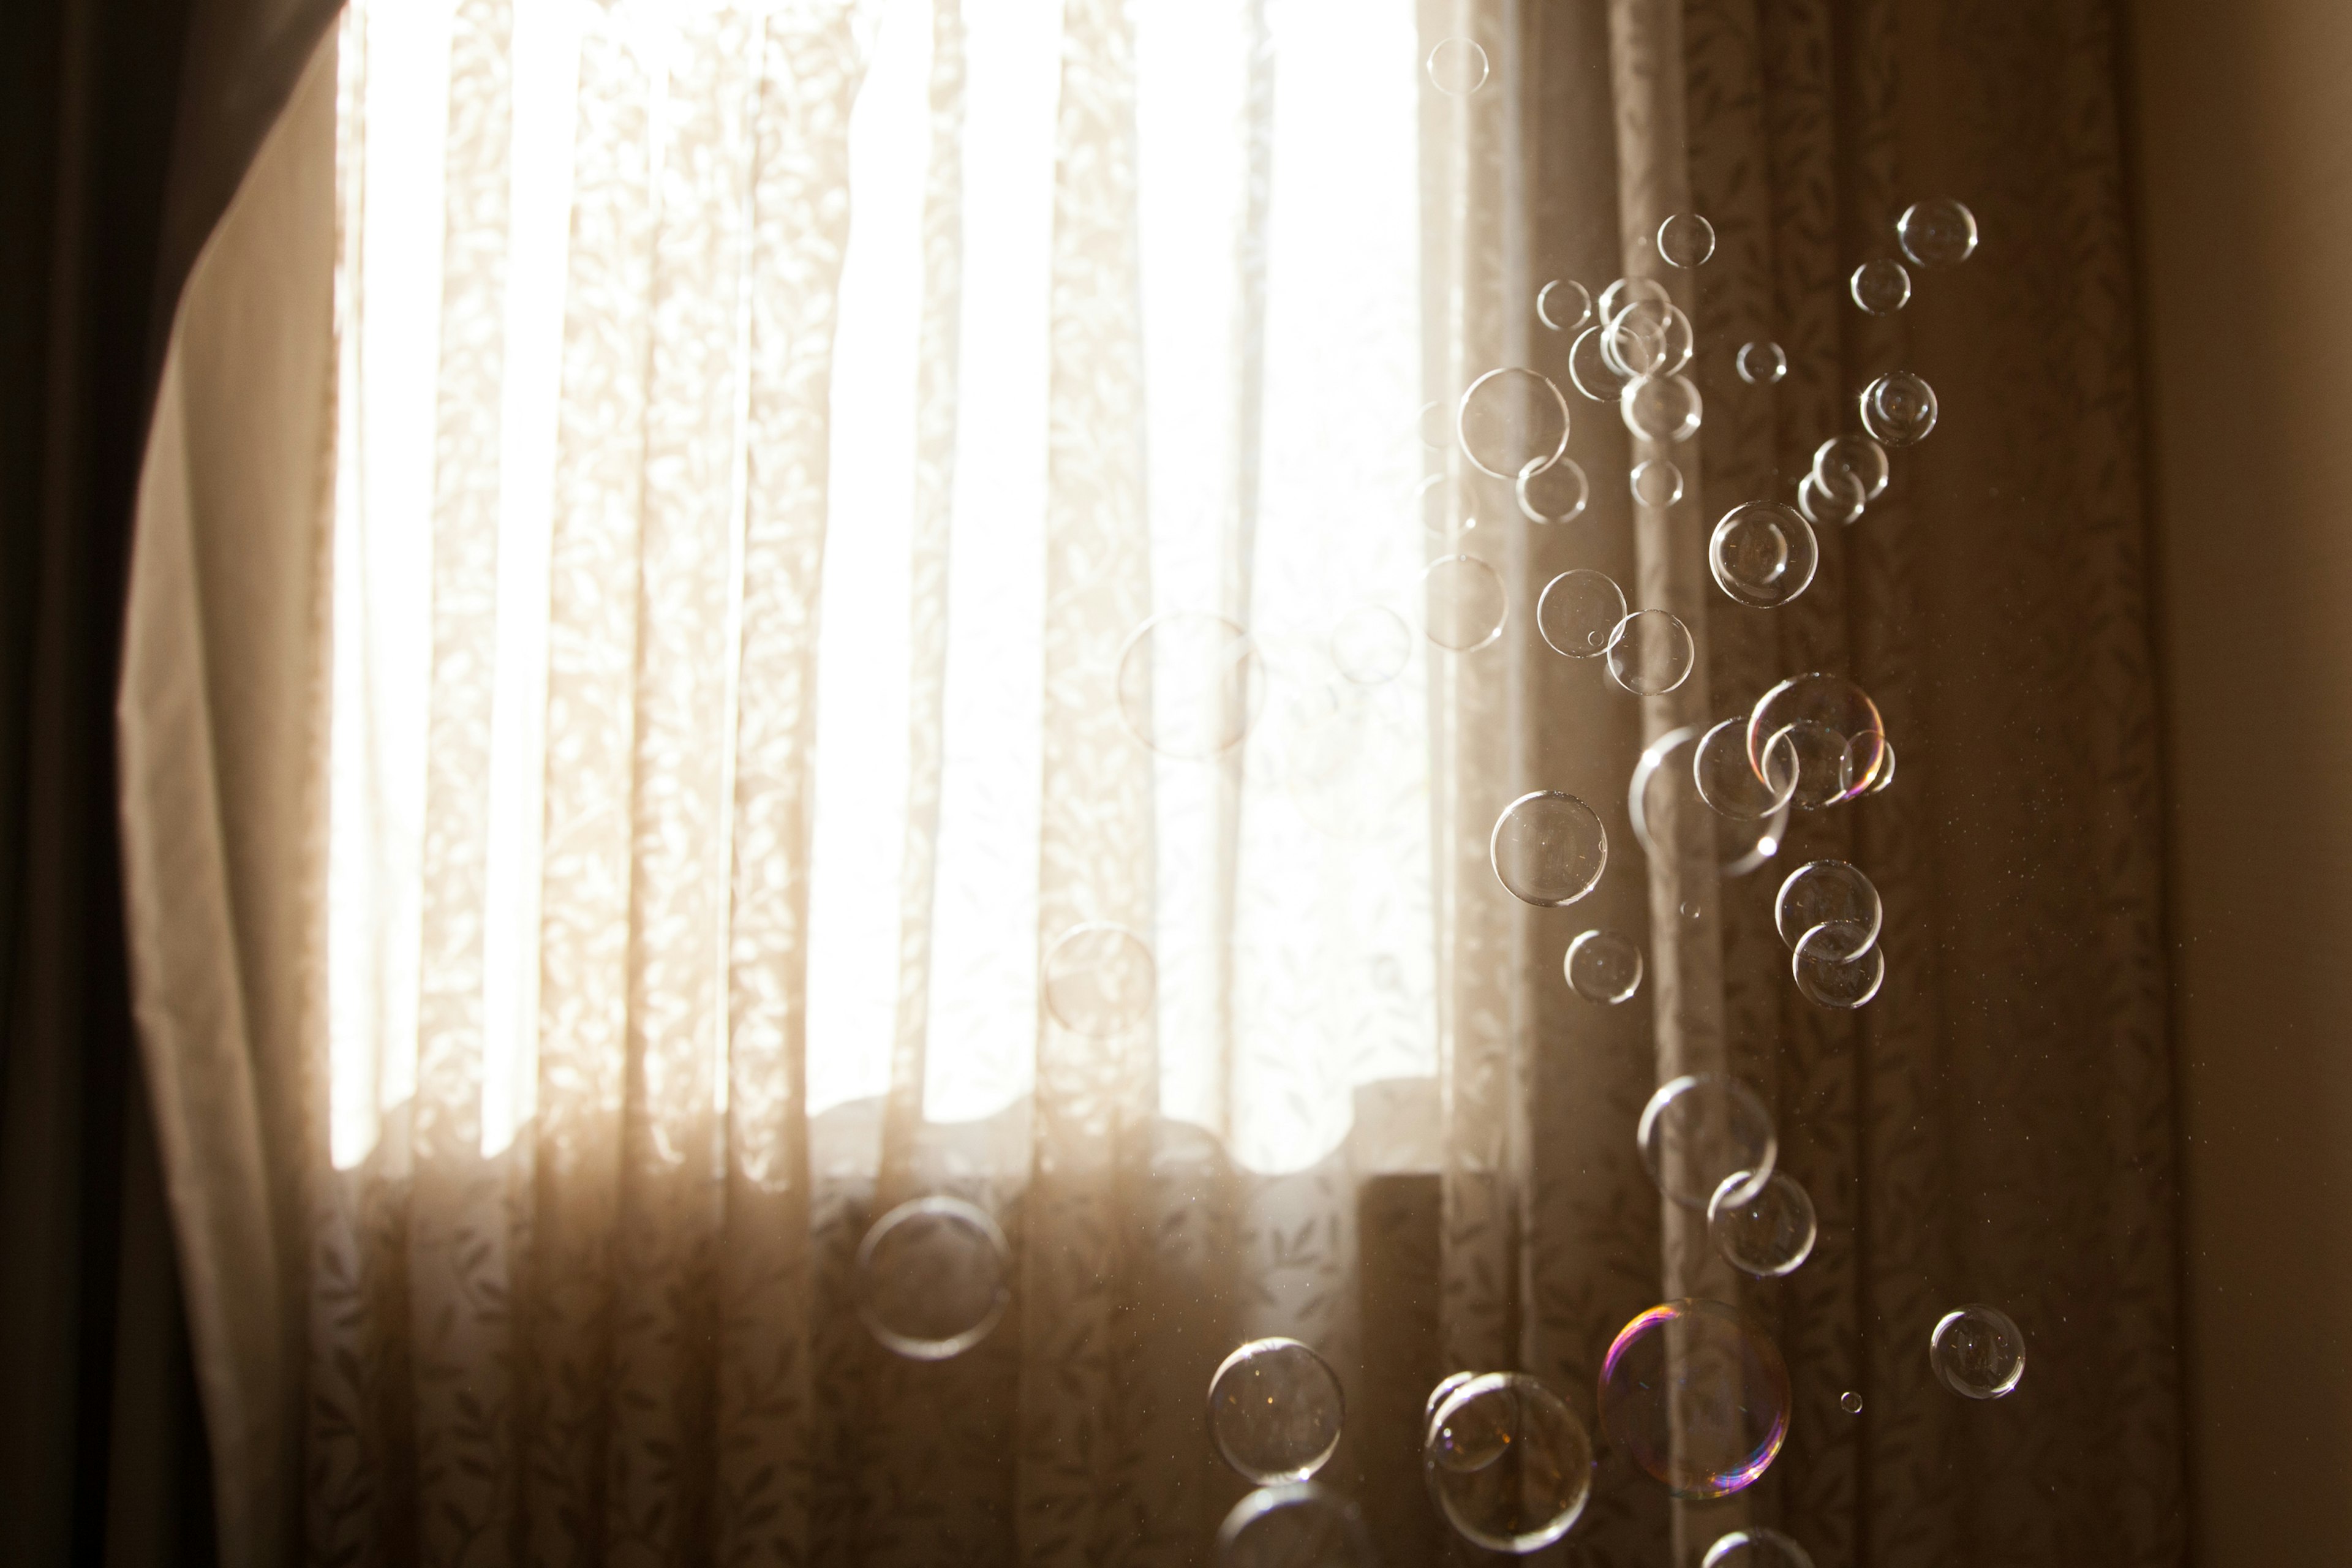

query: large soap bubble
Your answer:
[1041,922,1157,1036]
[1607,609,1695,696]
[856,1197,1012,1360]
[1849,258,1912,315]
[1710,501,1819,609]
[1898,197,1980,268]
[1518,455,1591,523]
[1491,791,1607,907]
[1748,674,1887,804]
[1705,1526,1819,1568]
[1566,929,1644,1004]
[1216,1483,1376,1568]
[1930,1304,2027,1400]
[1774,860,1882,953]
[1422,554,1509,652]
[1695,716,1800,821]
[1599,1298,1792,1498]
[1537,278,1593,333]
[1536,569,1625,659]
[1657,211,1716,268]
[1423,1372,1594,1552]
[1426,37,1488,96]
[1860,371,1938,446]
[1708,1170,1819,1278]
[1793,921,1887,1008]
[1458,367,1570,479]
[1208,1337,1346,1483]
[1639,1074,1776,1210]
[1623,372,1704,442]
[1630,725,1790,881]
[1117,612,1266,758]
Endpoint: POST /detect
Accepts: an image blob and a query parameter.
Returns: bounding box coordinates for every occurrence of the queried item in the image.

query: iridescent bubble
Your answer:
[1041,922,1157,1036]
[1458,367,1571,480]
[1706,1526,1819,1568]
[1774,861,1882,952]
[1849,258,1912,315]
[1931,1305,2027,1400]
[1607,608,1695,696]
[1597,275,1671,326]
[1217,1483,1377,1568]
[1629,725,1791,881]
[1517,454,1590,524]
[1330,603,1411,685]
[1749,674,1887,803]
[1427,36,1489,96]
[1117,612,1267,758]
[1796,471,1864,528]
[1598,1298,1792,1497]
[1208,1338,1346,1484]
[1630,458,1684,508]
[1537,277,1593,333]
[1421,554,1508,652]
[1694,715,1798,821]
[1708,1170,1819,1279]
[1536,568,1625,660]
[1860,371,1937,446]
[1813,434,1891,502]
[856,1196,1012,1360]
[1736,341,1788,386]
[1565,929,1644,1004]
[1709,500,1818,609]
[1792,920,1886,1008]
[1424,1373,1594,1553]
[1491,790,1607,907]
[1658,211,1717,268]
[1840,1390,1864,1415]
[1569,324,1634,403]
[1898,197,1980,268]
[1638,1074,1776,1210]
[1622,372,1703,443]
[1604,300,1695,379]
[1843,734,1896,794]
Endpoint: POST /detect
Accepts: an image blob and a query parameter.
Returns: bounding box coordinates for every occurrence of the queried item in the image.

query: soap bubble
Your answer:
[1598,1298,1792,1497]
[1796,472,1864,528]
[1607,609,1695,696]
[1708,1170,1819,1278]
[1427,37,1488,96]
[1638,1074,1776,1210]
[1709,500,1819,609]
[1216,1484,1377,1568]
[1767,720,1853,810]
[1117,612,1267,758]
[1792,920,1886,1008]
[1422,1371,1480,1438]
[1630,725,1791,880]
[1566,929,1644,1003]
[1417,399,1452,450]
[1458,366,1571,479]
[1749,674,1887,802]
[856,1197,1012,1360]
[1694,715,1799,821]
[1813,434,1891,502]
[1843,734,1896,794]
[1622,373,1704,443]
[1849,258,1912,315]
[1330,603,1411,685]
[1705,1527,1819,1568]
[1597,275,1671,326]
[1537,278,1593,333]
[1774,860,1882,952]
[1604,300,1695,378]
[1424,1373,1594,1552]
[1569,325,1634,402]
[1208,1337,1346,1483]
[1930,1305,2026,1400]
[1860,371,1938,446]
[1630,458,1684,508]
[1658,212,1716,267]
[1898,197,1980,268]
[1042,922,1156,1036]
[1517,454,1591,524]
[1491,791,1608,907]
[1736,341,1787,386]
[1421,554,1508,652]
[1536,569,1626,660]
[1840,1391,1863,1414]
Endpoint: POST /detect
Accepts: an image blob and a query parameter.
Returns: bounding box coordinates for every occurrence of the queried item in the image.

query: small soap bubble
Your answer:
[1605,300,1695,378]
[1860,371,1938,445]
[1117,612,1267,757]
[1597,275,1671,326]
[1216,1483,1378,1568]
[1639,1074,1776,1210]
[1517,454,1590,524]
[856,1197,1012,1360]
[1709,500,1819,609]
[1622,372,1704,443]
[1421,554,1508,652]
[1423,1373,1594,1552]
[1694,715,1798,821]
[1607,608,1695,696]
[1749,674,1887,803]
[1417,399,1452,450]
[1537,278,1593,333]
[1630,458,1684,508]
[1793,920,1887,1008]
[1706,1526,1820,1568]
[1797,472,1864,528]
[1330,603,1411,685]
[1708,1170,1819,1279]
[1536,568,1626,660]
[1813,434,1891,502]
[1898,197,1980,268]
[1427,36,1488,96]
[1423,1371,1480,1439]
[1736,341,1788,386]
[1041,922,1157,1036]
[1657,211,1716,268]
[1569,324,1634,402]
[1491,790,1608,907]
[1931,1305,2027,1400]
[1774,860,1883,952]
[1844,734,1896,794]
[1458,367,1571,479]
[1208,1338,1346,1483]
[1599,1298,1791,1496]
[1566,929,1644,1004]
[1849,258,1913,315]
[1840,1391,1864,1415]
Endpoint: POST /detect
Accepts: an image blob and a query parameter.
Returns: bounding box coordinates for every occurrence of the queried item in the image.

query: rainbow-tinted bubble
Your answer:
[1598,1298,1792,1498]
